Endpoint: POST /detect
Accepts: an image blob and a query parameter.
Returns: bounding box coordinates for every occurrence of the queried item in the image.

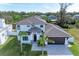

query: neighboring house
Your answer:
[0,18,12,44]
[48,15,57,21]
[16,16,74,45]
[73,14,79,20]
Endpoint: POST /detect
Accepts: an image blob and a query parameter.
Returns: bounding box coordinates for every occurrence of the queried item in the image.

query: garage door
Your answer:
[48,37,65,44]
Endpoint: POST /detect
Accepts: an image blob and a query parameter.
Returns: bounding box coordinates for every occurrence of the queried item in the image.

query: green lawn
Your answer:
[69,43,79,56]
[0,36,21,56]
[0,36,47,56]
[66,28,79,42]
[65,28,79,56]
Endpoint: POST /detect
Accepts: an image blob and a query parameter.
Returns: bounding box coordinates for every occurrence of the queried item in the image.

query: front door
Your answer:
[34,34,37,42]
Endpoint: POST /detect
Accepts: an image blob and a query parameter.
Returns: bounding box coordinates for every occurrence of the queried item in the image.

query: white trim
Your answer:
[65,38,68,45]
[68,37,74,43]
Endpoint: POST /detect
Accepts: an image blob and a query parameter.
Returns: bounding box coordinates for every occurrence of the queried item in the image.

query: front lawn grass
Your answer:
[69,43,79,56]
[65,28,79,56]
[30,51,47,56]
[0,36,21,56]
[65,28,79,42]
[0,36,47,56]
[21,44,47,56]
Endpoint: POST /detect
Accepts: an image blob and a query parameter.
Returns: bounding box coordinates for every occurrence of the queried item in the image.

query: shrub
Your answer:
[76,23,79,28]
[48,39,55,44]
[63,24,69,28]
[68,42,74,45]
[37,40,45,46]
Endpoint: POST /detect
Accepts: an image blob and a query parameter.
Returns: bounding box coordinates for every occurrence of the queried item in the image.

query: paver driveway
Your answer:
[46,45,73,56]
[32,44,73,56]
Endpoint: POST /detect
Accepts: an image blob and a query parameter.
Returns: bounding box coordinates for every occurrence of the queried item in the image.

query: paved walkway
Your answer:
[32,43,73,56]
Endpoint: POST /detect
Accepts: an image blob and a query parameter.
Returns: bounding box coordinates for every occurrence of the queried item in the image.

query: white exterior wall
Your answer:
[65,37,74,45]
[0,18,12,44]
[17,24,45,32]
[6,25,12,35]
[68,37,74,43]
[0,19,6,28]
[35,25,45,32]
[0,30,8,44]
[65,38,68,45]
[20,32,41,44]
[16,24,45,44]
[20,25,32,31]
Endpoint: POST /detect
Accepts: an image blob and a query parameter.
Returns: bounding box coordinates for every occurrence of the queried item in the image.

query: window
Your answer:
[32,24,35,27]
[40,25,43,27]
[41,30,43,32]
[28,32,30,35]
[17,25,20,30]
[40,35,42,37]
[22,36,28,41]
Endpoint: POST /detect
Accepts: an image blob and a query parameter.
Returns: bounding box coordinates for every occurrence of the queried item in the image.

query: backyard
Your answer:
[0,36,47,56]
[65,28,79,56]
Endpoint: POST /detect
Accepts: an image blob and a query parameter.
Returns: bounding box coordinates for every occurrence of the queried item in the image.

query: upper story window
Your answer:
[17,25,20,30]
[40,25,43,28]
[28,32,30,35]
[40,35,42,37]
[32,24,35,27]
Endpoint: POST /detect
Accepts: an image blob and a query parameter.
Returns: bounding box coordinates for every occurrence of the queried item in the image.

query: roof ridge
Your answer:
[34,16,47,23]
[16,16,47,25]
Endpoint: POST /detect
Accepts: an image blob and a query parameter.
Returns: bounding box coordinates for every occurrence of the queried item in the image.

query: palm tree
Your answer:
[19,31,28,55]
[37,32,48,55]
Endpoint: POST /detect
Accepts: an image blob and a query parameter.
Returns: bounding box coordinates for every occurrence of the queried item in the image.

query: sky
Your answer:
[0,3,79,13]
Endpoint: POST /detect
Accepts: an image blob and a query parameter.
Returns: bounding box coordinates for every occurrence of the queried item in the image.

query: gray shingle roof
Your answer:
[45,23,71,37]
[16,16,47,25]
[28,27,42,33]
[16,16,71,37]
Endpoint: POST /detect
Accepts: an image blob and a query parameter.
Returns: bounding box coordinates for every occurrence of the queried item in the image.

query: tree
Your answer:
[75,20,79,28]
[19,31,28,55]
[41,15,51,23]
[20,12,26,15]
[37,32,48,55]
[57,3,72,27]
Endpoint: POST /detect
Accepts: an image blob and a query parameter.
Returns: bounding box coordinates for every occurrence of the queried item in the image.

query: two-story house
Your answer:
[16,16,74,45]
